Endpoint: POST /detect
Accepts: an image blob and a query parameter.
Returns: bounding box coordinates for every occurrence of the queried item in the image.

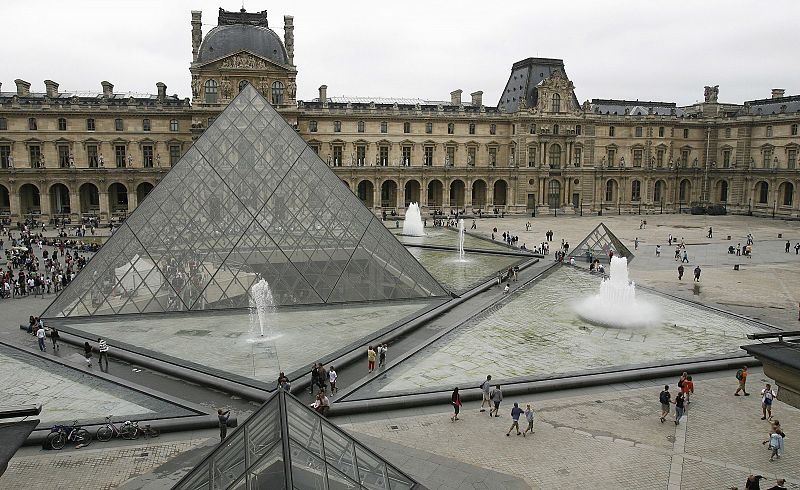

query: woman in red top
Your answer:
[682,375,694,404]
[450,387,461,422]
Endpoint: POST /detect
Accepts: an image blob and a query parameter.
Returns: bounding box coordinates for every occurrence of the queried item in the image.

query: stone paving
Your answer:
[342,370,800,489]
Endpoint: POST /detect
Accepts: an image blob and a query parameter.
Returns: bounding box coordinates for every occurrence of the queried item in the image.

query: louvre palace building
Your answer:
[1,7,799,225]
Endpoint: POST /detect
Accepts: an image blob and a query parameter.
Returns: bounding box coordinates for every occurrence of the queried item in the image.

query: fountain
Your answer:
[249,278,275,338]
[457,219,466,261]
[573,256,661,328]
[402,203,425,236]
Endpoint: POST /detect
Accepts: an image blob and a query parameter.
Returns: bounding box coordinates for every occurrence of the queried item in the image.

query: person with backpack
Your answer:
[735,366,750,396]
[659,385,672,423]
[761,383,777,420]
[479,375,492,412]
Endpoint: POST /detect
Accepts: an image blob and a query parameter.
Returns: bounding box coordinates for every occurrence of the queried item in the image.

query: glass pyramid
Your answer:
[568,222,634,264]
[43,85,447,319]
[174,390,420,490]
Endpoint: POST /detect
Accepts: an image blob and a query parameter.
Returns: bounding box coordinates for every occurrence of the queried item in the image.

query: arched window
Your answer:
[549,144,562,168]
[204,79,218,104]
[605,180,617,202]
[631,180,641,201]
[654,181,666,202]
[782,182,794,206]
[757,182,769,204]
[719,181,729,202]
[551,93,561,112]
[238,79,249,92]
[680,180,691,202]
[553,124,559,135]
[271,81,285,105]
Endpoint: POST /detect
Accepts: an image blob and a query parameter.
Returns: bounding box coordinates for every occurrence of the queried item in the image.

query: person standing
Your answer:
[450,387,462,422]
[767,478,788,490]
[656,244,661,257]
[693,265,702,282]
[49,327,59,350]
[328,366,338,394]
[761,383,777,420]
[489,384,503,417]
[785,240,791,253]
[737,243,742,256]
[795,243,800,255]
[36,324,46,352]
[479,375,492,412]
[767,428,783,461]
[97,338,109,370]
[522,404,535,437]
[310,363,319,394]
[634,237,639,250]
[682,376,695,404]
[317,364,328,392]
[678,264,685,280]
[378,343,387,368]
[659,385,671,423]
[682,250,689,263]
[674,391,686,425]
[735,366,750,396]
[83,341,92,368]
[218,408,231,441]
[708,227,713,239]
[367,345,377,373]
[506,402,523,436]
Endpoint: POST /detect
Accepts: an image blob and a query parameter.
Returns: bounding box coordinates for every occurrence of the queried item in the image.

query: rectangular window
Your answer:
[527,147,536,167]
[87,145,98,168]
[310,145,319,155]
[446,146,455,166]
[576,125,581,136]
[722,150,731,168]
[763,148,773,168]
[657,149,664,167]
[633,149,643,167]
[766,126,773,137]
[58,118,67,131]
[683,128,689,138]
[115,145,126,167]
[403,122,411,134]
[788,149,797,169]
[28,118,37,130]
[681,149,690,167]
[489,124,496,135]
[488,147,497,166]
[609,126,615,137]
[169,145,181,166]
[309,121,317,132]
[332,146,342,166]
[635,126,643,137]
[468,147,476,166]
[58,145,70,168]
[379,146,389,166]
[469,123,475,135]
[658,126,665,137]
[511,124,516,135]
[143,145,154,168]
[573,148,582,167]
[356,146,366,166]
[0,117,7,130]
[401,146,411,166]
[424,146,433,166]
[380,121,388,133]
[725,128,731,138]
[0,145,10,168]
[447,123,454,135]
[333,121,341,132]
[357,121,364,133]
[29,145,41,167]
[606,149,615,166]
[425,122,432,134]
[143,119,151,132]
[529,124,535,134]
[87,118,95,131]
[169,119,179,132]
[791,124,798,136]
[115,118,123,131]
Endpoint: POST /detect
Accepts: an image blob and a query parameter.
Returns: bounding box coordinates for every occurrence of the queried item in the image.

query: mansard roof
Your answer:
[497,57,580,113]
[590,99,686,117]
[743,94,800,115]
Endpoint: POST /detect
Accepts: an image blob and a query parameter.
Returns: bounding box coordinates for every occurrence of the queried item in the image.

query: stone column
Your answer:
[420,178,428,208]
[99,191,110,222]
[39,183,51,222]
[128,185,138,212]
[373,180,381,210]
[465,179,473,210]
[9,187,20,218]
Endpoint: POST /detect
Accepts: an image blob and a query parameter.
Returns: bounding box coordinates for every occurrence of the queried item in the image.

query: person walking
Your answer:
[735,366,750,396]
[656,244,661,257]
[36,324,46,352]
[506,402,523,436]
[675,246,681,261]
[367,345,377,373]
[97,338,109,370]
[708,227,713,238]
[328,366,338,394]
[659,385,672,423]
[83,341,92,368]
[678,264,685,280]
[767,428,784,461]
[682,250,689,263]
[218,408,231,441]
[489,384,503,417]
[693,265,702,282]
[522,404,535,437]
[450,387,462,422]
[378,343,387,368]
[682,375,695,404]
[634,237,639,250]
[479,375,492,412]
[310,363,319,394]
[674,391,686,425]
[49,327,59,350]
[795,243,800,255]
[761,383,777,420]
[317,364,328,392]
[785,240,791,253]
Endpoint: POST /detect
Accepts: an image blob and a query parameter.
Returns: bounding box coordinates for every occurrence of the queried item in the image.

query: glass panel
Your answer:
[354,446,388,490]
[289,441,326,490]
[285,397,323,459]
[175,460,211,490]
[248,440,287,490]
[387,467,415,490]
[321,424,358,483]
[212,430,247,489]
[247,398,281,462]
[326,464,360,490]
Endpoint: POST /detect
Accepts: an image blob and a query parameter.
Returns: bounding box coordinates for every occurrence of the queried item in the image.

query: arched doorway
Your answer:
[754,181,768,204]
[108,183,129,214]
[547,180,561,209]
[357,180,374,208]
[604,179,618,202]
[715,180,729,203]
[79,183,100,215]
[427,179,443,208]
[779,182,794,207]
[381,180,398,208]
[472,180,486,208]
[19,184,41,215]
[137,182,154,205]
[450,179,465,208]
[679,179,692,203]
[654,180,666,203]
[404,180,420,207]
[0,185,10,214]
[493,180,507,206]
[548,144,562,169]
[49,183,71,215]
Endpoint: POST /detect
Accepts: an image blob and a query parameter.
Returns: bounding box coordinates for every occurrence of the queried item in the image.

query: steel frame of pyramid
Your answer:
[568,222,634,263]
[42,85,447,320]
[174,390,421,490]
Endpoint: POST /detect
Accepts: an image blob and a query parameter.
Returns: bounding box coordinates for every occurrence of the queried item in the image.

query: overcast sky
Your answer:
[2,1,797,106]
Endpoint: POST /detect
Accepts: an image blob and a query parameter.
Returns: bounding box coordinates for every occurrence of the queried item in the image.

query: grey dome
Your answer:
[196,24,288,65]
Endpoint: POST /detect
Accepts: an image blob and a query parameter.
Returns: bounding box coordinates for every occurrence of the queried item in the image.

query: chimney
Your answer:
[14,79,31,97]
[284,15,295,66]
[191,11,203,62]
[772,88,785,99]
[470,90,483,107]
[44,80,59,98]
[101,81,114,98]
[156,82,167,101]
[450,89,462,105]
[319,85,327,105]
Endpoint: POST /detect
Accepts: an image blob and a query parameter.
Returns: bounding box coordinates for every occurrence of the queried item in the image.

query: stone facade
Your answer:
[0,8,798,224]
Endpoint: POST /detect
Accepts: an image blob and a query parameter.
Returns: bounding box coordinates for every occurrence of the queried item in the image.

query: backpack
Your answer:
[735,369,743,380]
[659,391,670,404]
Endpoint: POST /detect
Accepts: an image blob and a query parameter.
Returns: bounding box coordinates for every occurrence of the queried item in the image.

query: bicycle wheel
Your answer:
[96,425,113,442]
[75,428,91,445]
[120,425,138,440]
[49,432,66,450]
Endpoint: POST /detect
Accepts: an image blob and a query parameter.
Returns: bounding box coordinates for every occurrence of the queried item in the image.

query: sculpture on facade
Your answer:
[704,85,719,103]
[127,154,133,167]
[98,154,104,167]
[287,81,297,100]
[7,155,13,168]
[191,75,200,98]
[221,53,269,70]
[221,77,232,99]
[69,154,75,168]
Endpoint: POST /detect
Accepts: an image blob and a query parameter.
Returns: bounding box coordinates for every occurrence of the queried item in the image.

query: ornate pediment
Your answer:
[219,51,288,71]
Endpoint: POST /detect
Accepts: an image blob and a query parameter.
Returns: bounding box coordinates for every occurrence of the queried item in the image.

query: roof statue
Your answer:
[43,84,447,319]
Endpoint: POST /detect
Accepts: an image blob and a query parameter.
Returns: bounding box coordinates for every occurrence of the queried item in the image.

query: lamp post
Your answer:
[598,156,606,216]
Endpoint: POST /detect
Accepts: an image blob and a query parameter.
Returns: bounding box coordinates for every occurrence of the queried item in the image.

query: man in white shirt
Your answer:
[761,383,778,420]
[36,325,47,352]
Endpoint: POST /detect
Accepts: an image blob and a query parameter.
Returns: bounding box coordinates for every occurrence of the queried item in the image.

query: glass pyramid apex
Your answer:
[173,390,421,490]
[568,222,634,264]
[43,84,447,319]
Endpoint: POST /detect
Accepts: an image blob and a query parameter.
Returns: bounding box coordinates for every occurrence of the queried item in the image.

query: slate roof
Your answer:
[497,58,580,113]
[743,95,800,115]
[196,24,289,66]
[590,99,686,117]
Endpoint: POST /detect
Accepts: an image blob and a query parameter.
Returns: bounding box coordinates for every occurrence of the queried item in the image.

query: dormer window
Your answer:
[551,93,561,112]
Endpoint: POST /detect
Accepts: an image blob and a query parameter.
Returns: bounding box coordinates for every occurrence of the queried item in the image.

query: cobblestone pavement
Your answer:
[342,371,800,489]
[2,437,209,489]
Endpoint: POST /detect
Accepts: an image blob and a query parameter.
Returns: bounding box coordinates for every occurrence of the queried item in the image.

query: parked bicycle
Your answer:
[96,415,137,442]
[46,420,91,450]
[131,421,160,439]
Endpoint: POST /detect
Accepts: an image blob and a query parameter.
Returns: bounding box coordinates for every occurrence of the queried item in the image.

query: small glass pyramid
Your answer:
[568,222,634,264]
[174,390,420,490]
[43,85,447,319]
